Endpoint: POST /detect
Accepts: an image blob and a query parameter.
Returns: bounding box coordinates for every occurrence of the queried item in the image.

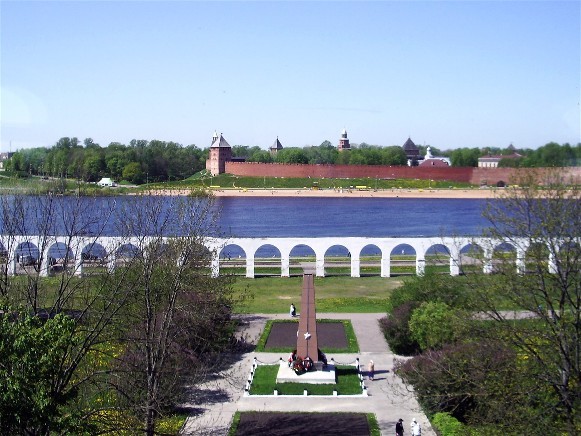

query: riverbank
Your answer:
[154,187,500,199]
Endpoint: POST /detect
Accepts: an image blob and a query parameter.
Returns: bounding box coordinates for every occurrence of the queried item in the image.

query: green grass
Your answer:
[249,364,362,395]
[254,319,359,353]
[232,276,400,313]
[153,173,473,191]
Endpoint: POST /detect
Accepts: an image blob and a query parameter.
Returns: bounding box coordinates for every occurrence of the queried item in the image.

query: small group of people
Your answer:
[395,418,421,436]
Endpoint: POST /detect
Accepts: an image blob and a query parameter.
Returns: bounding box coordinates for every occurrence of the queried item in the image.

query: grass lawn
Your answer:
[155,173,472,191]
[249,364,362,395]
[232,276,399,313]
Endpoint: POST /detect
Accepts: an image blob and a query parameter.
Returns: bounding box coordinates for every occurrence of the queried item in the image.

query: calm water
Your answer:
[216,197,490,238]
[2,196,492,257]
[0,196,491,238]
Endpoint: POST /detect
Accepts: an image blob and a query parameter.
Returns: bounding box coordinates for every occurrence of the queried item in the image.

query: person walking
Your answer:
[410,418,421,435]
[395,418,404,436]
[368,360,375,380]
[290,303,296,317]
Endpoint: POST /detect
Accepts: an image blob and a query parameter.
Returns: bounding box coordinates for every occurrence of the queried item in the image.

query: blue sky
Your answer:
[1,1,579,152]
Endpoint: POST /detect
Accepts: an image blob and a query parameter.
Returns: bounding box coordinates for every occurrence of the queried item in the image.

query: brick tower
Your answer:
[206,132,232,175]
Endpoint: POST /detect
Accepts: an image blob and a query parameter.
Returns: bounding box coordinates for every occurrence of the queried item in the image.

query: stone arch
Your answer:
[390,244,416,275]
[219,244,246,276]
[289,244,316,276]
[81,242,108,274]
[525,242,549,273]
[424,244,451,273]
[360,244,382,276]
[492,242,516,273]
[0,240,7,264]
[47,242,75,274]
[15,241,40,271]
[115,243,141,267]
[254,244,281,277]
[324,244,350,276]
[459,243,484,274]
[557,240,580,271]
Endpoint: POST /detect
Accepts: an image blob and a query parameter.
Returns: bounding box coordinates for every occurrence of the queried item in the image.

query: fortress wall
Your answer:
[225,162,474,182]
[225,162,581,185]
[470,167,581,185]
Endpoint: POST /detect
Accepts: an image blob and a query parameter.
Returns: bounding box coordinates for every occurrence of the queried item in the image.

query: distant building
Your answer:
[478,153,522,168]
[206,132,232,176]
[97,177,116,187]
[418,146,451,167]
[0,152,14,170]
[402,138,422,165]
[338,129,350,152]
[270,137,283,156]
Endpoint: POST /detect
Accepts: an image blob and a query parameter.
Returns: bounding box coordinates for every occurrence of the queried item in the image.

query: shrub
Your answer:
[409,301,461,350]
[379,302,420,355]
[396,341,518,423]
[387,271,470,314]
[431,412,464,436]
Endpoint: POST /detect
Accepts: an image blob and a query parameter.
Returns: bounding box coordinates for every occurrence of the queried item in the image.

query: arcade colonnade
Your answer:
[210,236,559,278]
[1,235,568,278]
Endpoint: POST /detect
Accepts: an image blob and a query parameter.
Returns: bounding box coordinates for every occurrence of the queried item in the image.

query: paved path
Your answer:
[181,313,435,435]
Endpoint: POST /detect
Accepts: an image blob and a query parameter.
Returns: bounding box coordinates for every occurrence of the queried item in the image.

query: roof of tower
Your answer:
[270,137,283,150]
[341,128,348,135]
[210,134,231,148]
[402,137,418,150]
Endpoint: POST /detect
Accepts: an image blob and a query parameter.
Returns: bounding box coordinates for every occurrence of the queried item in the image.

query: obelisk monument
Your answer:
[296,273,319,360]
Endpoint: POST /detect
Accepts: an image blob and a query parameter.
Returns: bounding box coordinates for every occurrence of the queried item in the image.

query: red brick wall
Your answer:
[225,162,474,182]
[224,162,581,185]
[471,167,581,185]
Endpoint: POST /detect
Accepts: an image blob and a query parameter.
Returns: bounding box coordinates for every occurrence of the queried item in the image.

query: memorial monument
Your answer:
[276,274,335,384]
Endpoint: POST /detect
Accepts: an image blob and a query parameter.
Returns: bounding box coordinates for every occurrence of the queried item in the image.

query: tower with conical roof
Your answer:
[338,128,350,152]
[206,132,232,175]
[270,137,283,156]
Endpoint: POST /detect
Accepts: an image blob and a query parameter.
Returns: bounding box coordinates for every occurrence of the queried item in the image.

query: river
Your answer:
[216,197,490,237]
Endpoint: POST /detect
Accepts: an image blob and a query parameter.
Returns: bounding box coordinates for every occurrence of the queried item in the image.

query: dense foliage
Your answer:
[0,192,241,435]
[382,174,581,435]
[6,137,207,183]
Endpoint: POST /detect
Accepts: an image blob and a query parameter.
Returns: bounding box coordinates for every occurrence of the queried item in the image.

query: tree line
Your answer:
[5,137,579,185]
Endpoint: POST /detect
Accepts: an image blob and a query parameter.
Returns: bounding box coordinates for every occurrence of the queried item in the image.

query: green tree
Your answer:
[449,148,480,167]
[275,148,309,164]
[122,161,144,184]
[409,301,460,350]
[248,149,273,163]
[110,195,237,435]
[473,170,581,434]
[0,312,91,434]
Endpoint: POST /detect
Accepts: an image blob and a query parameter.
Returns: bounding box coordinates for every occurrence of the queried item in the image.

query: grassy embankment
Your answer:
[149,172,473,191]
[1,172,474,195]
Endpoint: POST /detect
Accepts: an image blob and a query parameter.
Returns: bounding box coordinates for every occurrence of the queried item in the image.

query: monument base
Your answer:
[276,360,336,385]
